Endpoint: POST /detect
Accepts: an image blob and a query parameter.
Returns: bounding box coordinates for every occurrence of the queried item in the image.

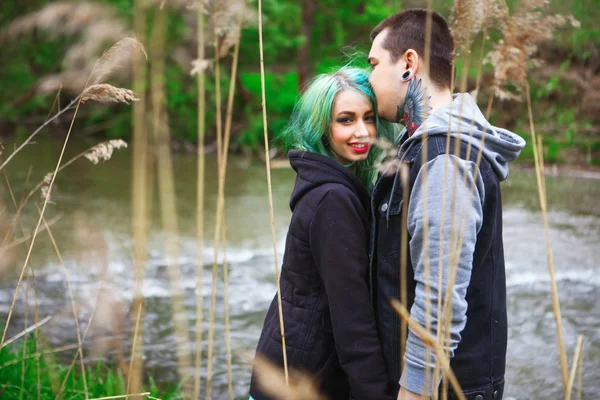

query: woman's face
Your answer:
[328,89,376,165]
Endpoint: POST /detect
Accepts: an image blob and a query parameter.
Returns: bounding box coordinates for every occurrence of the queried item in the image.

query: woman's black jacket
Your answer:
[249,150,393,400]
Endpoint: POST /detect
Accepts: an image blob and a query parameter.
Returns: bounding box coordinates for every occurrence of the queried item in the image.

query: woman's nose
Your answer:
[355,121,369,137]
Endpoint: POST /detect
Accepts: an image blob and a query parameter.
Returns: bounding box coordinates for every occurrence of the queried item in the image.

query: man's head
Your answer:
[368,9,454,122]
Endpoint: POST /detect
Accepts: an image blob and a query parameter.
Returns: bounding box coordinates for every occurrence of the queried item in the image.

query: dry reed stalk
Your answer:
[127,303,144,399]
[222,224,233,400]
[434,13,498,384]
[0,140,126,255]
[390,300,466,400]
[0,344,79,370]
[432,66,493,395]
[205,11,223,400]
[399,163,410,374]
[485,94,494,120]
[223,16,243,163]
[537,135,546,199]
[419,44,457,397]
[20,272,29,400]
[149,3,192,386]
[252,356,327,400]
[525,81,569,392]
[45,86,63,121]
[193,3,207,400]
[0,169,43,392]
[419,6,434,397]
[436,97,502,398]
[0,169,41,400]
[576,337,583,400]
[32,268,41,400]
[205,9,243,399]
[565,335,584,400]
[214,14,223,167]
[432,49,473,399]
[2,215,62,253]
[1,316,51,348]
[0,40,141,244]
[0,37,146,170]
[87,393,150,400]
[433,146,451,400]
[258,0,289,384]
[0,35,142,395]
[441,0,496,293]
[56,279,108,400]
[127,0,150,396]
[0,97,78,173]
[222,15,243,400]
[0,88,84,350]
[428,66,563,398]
[35,205,89,400]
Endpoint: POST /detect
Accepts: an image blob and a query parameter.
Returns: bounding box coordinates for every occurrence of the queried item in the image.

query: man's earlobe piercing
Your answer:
[401,71,411,81]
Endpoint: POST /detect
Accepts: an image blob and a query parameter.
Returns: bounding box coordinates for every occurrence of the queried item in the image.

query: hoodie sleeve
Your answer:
[400,154,485,396]
[309,187,394,400]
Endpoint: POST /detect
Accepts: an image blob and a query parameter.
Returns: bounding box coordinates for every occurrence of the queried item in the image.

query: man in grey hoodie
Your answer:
[367,9,526,400]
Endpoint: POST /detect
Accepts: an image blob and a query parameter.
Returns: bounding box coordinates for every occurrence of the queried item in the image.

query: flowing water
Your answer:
[1,137,599,399]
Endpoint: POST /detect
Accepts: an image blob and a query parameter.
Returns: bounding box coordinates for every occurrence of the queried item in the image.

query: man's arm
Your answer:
[399,154,485,396]
[397,387,426,400]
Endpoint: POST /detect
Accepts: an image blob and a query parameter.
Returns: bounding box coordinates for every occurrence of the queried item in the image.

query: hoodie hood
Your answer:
[398,93,526,181]
[288,150,370,212]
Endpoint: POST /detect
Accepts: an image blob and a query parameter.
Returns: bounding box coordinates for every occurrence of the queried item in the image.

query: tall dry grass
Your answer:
[205,2,244,398]
[258,0,289,386]
[128,0,150,396]
[193,3,207,400]
[1,38,145,356]
[149,3,193,391]
[0,0,591,399]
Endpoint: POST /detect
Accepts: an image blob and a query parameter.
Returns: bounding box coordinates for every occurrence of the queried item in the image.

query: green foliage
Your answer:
[238,72,299,147]
[0,336,182,400]
[239,0,303,67]
[0,0,598,166]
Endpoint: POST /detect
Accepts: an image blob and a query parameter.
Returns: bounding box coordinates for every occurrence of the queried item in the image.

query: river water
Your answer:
[0,137,598,399]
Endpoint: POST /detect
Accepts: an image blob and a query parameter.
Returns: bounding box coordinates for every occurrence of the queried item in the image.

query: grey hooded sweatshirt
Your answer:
[392,93,526,395]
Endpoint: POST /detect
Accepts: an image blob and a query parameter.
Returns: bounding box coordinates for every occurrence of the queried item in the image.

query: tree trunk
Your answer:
[298,0,316,92]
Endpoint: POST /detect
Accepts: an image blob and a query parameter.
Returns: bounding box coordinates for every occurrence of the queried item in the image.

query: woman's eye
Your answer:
[365,116,375,122]
[336,118,352,124]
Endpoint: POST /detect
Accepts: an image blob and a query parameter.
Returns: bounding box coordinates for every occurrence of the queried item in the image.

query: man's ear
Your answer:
[402,49,420,76]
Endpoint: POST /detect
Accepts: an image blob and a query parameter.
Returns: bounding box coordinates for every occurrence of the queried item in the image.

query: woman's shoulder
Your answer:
[301,184,365,223]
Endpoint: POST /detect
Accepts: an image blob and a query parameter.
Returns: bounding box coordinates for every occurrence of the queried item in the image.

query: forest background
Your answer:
[1,0,599,166]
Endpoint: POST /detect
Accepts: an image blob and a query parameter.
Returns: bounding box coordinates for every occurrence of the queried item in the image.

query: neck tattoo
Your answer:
[395,77,432,137]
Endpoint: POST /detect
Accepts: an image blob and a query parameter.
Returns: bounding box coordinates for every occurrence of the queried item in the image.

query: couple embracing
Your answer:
[250,9,525,400]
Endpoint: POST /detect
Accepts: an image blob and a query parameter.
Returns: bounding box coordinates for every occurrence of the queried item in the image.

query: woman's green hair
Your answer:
[279,66,397,189]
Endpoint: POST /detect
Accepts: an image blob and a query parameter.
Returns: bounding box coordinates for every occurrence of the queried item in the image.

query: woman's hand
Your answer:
[397,387,429,400]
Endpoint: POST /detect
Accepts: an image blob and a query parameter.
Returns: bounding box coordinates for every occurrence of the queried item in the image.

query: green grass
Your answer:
[0,336,183,400]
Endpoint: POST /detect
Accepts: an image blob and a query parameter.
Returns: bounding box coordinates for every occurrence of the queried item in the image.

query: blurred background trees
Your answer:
[0,0,598,165]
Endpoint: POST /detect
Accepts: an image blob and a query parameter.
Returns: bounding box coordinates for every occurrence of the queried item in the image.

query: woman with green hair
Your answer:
[249,67,396,400]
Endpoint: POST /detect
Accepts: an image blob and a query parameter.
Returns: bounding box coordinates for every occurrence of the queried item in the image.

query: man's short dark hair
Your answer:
[371,9,454,89]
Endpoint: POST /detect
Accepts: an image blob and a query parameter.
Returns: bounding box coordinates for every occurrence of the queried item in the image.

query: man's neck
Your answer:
[399,76,453,137]
[429,89,453,115]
